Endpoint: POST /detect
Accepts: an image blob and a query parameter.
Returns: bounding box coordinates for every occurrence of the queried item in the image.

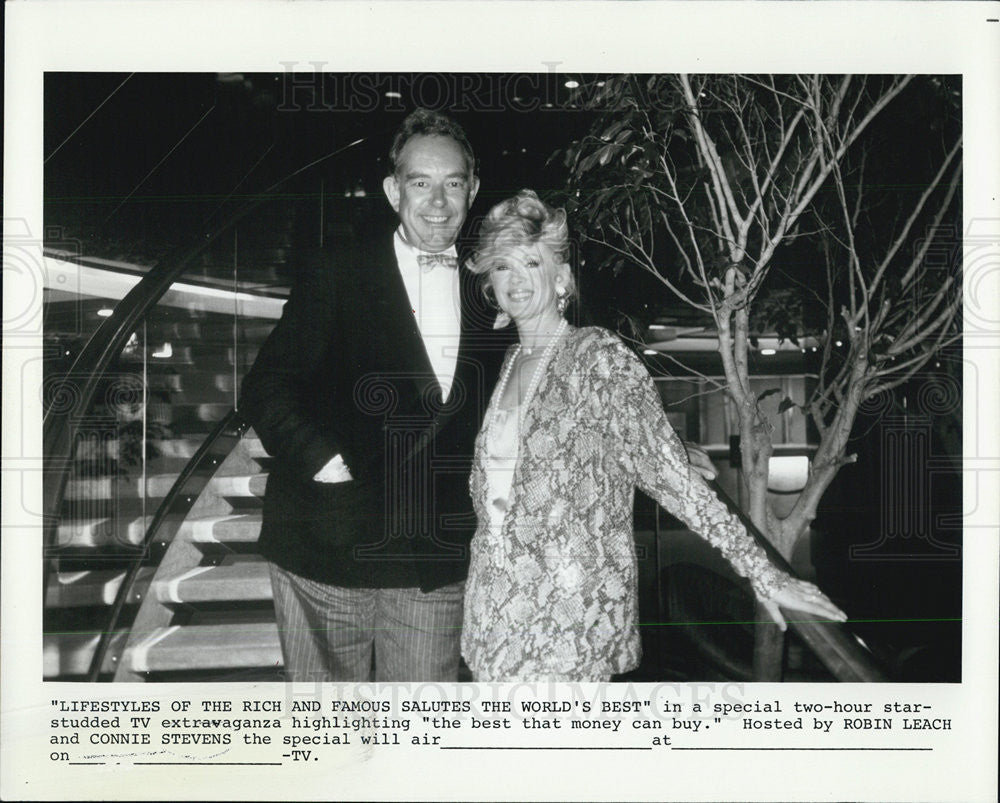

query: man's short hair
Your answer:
[388,108,478,177]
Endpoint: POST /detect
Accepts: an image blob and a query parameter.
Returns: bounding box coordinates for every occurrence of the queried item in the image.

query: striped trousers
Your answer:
[268,563,464,682]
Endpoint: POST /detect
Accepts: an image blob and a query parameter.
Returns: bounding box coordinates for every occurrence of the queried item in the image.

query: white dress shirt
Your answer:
[484,406,519,532]
[392,227,462,402]
[314,229,462,483]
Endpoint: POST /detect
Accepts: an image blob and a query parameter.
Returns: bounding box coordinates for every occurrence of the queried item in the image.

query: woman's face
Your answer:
[488,239,568,326]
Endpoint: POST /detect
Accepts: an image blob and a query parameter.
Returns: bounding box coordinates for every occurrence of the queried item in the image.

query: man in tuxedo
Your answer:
[239,109,506,682]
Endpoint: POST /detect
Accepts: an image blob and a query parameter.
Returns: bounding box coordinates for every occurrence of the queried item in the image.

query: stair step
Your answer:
[148,387,235,408]
[152,560,271,604]
[244,438,269,459]
[46,567,155,607]
[210,474,267,498]
[146,321,275,343]
[72,437,123,462]
[145,344,194,365]
[55,516,149,548]
[72,436,204,477]
[43,631,127,677]
[147,372,184,393]
[152,370,237,397]
[180,513,262,544]
[151,437,203,460]
[144,455,202,475]
[126,622,281,672]
[224,346,259,366]
[61,495,166,520]
[144,346,259,368]
[166,420,217,436]
[147,436,205,477]
[167,402,233,427]
[64,474,180,501]
[184,266,287,290]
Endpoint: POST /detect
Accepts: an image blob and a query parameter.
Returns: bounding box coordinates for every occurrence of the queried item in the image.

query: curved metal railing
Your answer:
[44,138,371,682]
[84,411,246,680]
[42,137,367,569]
[45,150,883,683]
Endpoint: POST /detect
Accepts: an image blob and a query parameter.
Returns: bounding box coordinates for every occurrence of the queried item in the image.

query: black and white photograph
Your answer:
[39,70,962,685]
[3,3,998,801]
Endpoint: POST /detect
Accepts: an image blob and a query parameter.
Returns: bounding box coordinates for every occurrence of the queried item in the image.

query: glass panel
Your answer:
[40,68,392,678]
[42,193,292,679]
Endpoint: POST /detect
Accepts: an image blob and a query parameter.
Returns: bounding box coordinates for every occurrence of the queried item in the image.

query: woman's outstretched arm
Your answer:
[593,335,846,628]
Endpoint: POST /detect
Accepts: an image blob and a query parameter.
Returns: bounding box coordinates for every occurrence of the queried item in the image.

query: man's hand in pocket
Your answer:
[313,454,353,483]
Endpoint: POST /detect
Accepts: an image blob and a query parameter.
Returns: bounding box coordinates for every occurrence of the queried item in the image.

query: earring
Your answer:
[556,285,568,315]
[483,286,512,328]
[483,286,502,312]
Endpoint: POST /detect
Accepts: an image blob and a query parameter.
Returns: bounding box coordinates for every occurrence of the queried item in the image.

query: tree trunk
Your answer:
[752,606,785,681]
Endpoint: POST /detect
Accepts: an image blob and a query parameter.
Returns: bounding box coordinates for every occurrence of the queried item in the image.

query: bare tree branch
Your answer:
[560,73,958,560]
[869,137,962,296]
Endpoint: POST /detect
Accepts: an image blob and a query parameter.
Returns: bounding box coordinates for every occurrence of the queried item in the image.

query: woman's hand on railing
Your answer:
[682,441,717,481]
[760,578,848,632]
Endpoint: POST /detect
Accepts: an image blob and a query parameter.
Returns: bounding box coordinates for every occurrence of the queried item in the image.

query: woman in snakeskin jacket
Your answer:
[461,190,846,682]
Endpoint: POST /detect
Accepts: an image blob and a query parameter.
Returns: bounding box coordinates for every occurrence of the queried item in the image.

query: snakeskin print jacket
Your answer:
[462,326,788,681]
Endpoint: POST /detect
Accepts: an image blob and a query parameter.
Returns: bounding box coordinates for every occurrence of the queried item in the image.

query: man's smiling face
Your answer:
[383,134,479,253]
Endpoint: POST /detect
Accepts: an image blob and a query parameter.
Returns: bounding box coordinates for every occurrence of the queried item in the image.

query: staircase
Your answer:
[41,194,395,681]
[43,310,279,680]
[42,203,877,682]
[112,433,283,681]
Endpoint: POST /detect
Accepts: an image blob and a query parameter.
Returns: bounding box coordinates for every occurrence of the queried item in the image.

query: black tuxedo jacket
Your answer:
[239,224,511,591]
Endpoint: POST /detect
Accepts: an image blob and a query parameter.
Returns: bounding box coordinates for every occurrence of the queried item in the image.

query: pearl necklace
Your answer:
[490,318,568,433]
[521,319,570,356]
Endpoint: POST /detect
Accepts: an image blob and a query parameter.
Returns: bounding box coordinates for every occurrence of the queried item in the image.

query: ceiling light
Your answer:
[564,80,580,89]
[384,91,402,99]
[97,308,113,317]
[761,348,777,356]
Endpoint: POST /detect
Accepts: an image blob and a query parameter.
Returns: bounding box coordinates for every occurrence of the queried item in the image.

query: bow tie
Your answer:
[417,252,458,273]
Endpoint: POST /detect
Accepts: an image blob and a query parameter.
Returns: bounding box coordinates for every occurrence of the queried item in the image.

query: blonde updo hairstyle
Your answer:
[468,189,577,305]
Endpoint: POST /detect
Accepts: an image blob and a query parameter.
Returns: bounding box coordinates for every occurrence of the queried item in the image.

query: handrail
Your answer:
[42,136,367,568]
[86,410,246,681]
[43,208,257,561]
[708,479,887,682]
